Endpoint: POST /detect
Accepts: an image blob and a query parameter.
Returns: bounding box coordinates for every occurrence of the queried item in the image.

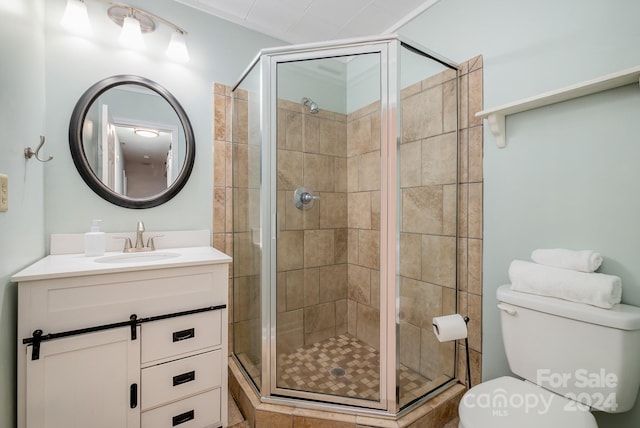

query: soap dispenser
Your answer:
[84,219,105,256]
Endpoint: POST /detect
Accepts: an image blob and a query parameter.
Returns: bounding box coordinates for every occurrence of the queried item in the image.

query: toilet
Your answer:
[459,284,640,427]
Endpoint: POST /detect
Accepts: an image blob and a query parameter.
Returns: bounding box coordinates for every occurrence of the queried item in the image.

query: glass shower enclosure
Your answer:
[232,35,459,414]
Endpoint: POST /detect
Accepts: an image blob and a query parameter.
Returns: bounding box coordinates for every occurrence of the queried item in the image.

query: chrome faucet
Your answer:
[134,221,146,250]
[117,221,162,253]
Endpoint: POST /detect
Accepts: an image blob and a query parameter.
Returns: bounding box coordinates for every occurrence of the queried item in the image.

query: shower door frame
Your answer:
[260,37,397,411]
[232,34,461,416]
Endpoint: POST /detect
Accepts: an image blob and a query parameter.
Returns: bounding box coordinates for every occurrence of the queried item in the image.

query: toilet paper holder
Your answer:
[432,315,472,389]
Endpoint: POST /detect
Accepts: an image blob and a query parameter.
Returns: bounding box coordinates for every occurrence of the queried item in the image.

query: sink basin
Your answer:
[95,252,180,264]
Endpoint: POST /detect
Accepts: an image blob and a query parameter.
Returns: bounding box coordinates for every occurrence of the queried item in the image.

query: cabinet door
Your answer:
[25,327,140,428]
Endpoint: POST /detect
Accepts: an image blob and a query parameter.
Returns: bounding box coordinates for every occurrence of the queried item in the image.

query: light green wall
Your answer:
[0,0,284,425]
[400,0,640,426]
[43,0,284,238]
[0,1,46,427]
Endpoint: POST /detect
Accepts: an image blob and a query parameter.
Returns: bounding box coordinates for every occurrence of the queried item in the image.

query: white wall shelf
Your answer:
[476,65,640,148]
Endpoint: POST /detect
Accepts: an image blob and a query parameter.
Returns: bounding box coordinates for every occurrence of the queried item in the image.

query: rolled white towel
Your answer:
[531,248,603,273]
[509,260,622,309]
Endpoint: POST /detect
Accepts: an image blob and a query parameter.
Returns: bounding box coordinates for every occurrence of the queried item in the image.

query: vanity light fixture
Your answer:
[60,0,190,62]
[134,128,160,138]
[60,0,92,35]
[166,30,190,63]
[118,13,145,49]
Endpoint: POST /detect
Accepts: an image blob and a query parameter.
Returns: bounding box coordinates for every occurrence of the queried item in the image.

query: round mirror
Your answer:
[69,75,195,209]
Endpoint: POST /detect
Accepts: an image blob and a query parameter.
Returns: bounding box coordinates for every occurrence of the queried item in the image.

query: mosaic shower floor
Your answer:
[237,333,442,405]
[279,334,436,403]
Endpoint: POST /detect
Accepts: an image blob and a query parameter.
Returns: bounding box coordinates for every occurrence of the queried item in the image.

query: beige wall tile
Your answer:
[458,128,469,184]
[457,238,468,292]
[371,191,380,231]
[233,98,248,144]
[422,132,457,186]
[347,299,357,336]
[358,229,380,270]
[348,192,372,229]
[356,303,380,351]
[401,81,422,100]
[347,114,372,157]
[443,184,457,236]
[358,151,380,192]
[320,192,348,229]
[399,321,421,372]
[335,228,348,264]
[347,156,359,192]
[277,271,286,313]
[278,231,304,271]
[278,150,304,191]
[214,94,227,141]
[458,183,468,238]
[348,229,359,264]
[402,86,443,143]
[304,229,335,267]
[400,141,422,188]
[286,269,305,311]
[335,299,347,334]
[304,268,320,307]
[442,287,456,316]
[319,264,348,302]
[468,126,483,182]
[468,183,483,239]
[304,301,336,334]
[421,235,456,288]
[277,309,304,354]
[468,239,482,295]
[304,153,335,192]
[467,293,482,352]
[213,141,226,187]
[420,328,455,380]
[335,157,347,193]
[348,264,371,305]
[370,270,380,309]
[285,110,303,151]
[458,73,469,131]
[213,187,225,234]
[402,187,443,234]
[443,79,457,133]
[399,277,442,329]
[303,114,320,153]
[468,69,483,127]
[399,233,422,280]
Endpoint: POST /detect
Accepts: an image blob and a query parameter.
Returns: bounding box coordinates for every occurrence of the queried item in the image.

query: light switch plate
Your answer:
[0,174,7,212]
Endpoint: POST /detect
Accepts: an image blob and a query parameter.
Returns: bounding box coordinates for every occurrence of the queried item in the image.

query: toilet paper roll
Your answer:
[432,314,468,342]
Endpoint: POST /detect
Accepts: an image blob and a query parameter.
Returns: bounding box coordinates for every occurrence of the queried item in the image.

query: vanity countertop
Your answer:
[11,246,232,282]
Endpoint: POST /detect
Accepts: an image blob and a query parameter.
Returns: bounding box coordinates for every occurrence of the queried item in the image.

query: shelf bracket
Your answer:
[485,113,506,149]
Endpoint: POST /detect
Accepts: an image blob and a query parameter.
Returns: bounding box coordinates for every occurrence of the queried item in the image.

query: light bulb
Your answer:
[166,31,190,63]
[60,0,91,35]
[119,16,145,50]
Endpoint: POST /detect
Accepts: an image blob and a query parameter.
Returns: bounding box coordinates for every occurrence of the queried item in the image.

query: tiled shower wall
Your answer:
[275,100,350,352]
[213,54,483,387]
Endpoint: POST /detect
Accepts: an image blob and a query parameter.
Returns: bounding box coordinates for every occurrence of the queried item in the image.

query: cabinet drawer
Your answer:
[141,388,221,428]
[142,350,222,410]
[142,311,221,363]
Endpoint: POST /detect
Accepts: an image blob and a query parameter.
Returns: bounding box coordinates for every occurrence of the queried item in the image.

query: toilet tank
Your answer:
[497,284,640,412]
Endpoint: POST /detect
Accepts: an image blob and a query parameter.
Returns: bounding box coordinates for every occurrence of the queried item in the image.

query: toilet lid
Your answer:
[459,377,598,428]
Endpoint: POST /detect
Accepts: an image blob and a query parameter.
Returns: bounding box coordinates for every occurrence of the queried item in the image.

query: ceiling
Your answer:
[174,0,440,44]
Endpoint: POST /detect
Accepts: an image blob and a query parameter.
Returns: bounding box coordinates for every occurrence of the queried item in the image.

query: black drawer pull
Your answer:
[130,383,138,408]
[173,370,196,386]
[172,409,194,426]
[172,328,195,342]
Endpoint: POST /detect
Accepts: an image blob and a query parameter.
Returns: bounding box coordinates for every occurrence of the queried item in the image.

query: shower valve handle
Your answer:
[294,187,319,210]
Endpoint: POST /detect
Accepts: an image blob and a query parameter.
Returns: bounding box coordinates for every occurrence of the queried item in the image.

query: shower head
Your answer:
[301,97,319,114]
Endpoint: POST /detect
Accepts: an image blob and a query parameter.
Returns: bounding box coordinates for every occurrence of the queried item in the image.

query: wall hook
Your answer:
[25,136,53,162]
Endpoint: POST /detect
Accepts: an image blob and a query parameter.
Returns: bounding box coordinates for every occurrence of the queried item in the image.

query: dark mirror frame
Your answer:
[69,75,196,209]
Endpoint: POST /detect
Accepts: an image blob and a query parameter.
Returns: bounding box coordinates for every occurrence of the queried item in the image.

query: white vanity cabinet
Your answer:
[13,245,231,428]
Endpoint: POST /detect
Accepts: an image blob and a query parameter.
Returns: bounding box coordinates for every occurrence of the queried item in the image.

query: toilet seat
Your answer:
[458,376,598,428]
